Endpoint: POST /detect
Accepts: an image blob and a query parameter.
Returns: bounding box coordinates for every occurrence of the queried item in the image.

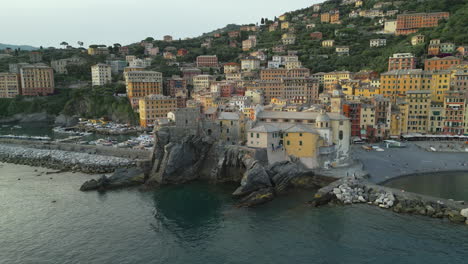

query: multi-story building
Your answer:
[428,103,444,134]
[380,69,431,101]
[388,53,417,71]
[443,91,466,135]
[260,68,310,81]
[166,76,187,98]
[424,56,461,71]
[19,65,55,96]
[282,33,296,45]
[384,20,397,34]
[125,71,163,108]
[139,94,177,127]
[396,12,450,35]
[242,39,256,51]
[411,34,425,46]
[430,70,451,103]
[51,57,85,74]
[324,71,353,91]
[403,90,431,134]
[163,35,173,42]
[91,64,112,87]
[181,68,202,86]
[87,47,109,56]
[241,57,261,72]
[129,58,152,68]
[224,63,240,74]
[343,102,362,137]
[196,55,218,67]
[370,39,387,47]
[193,75,215,92]
[451,65,468,92]
[0,73,20,98]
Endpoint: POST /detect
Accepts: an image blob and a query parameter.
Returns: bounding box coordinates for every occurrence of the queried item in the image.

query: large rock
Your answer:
[80,168,145,191]
[233,161,272,197]
[148,134,214,185]
[267,161,304,193]
[236,188,275,207]
[460,208,468,218]
[447,210,466,223]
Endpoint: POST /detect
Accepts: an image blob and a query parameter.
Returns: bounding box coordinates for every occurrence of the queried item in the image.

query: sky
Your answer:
[1,0,322,48]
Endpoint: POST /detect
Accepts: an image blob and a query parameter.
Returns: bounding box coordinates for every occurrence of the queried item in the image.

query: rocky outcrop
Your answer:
[310,176,468,224]
[80,168,145,191]
[148,131,215,185]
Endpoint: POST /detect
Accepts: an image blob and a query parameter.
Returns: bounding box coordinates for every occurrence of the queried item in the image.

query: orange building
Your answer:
[424,56,461,71]
[396,12,449,35]
[125,71,163,109]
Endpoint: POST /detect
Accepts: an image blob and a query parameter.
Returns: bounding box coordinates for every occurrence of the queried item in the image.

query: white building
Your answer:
[91,64,112,86]
[241,57,261,72]
[370,39,387,47]
[129,58,152,68]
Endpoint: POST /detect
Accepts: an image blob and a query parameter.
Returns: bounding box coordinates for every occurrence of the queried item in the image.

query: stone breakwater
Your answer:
[311,176,468,225]
[0,144,136,174]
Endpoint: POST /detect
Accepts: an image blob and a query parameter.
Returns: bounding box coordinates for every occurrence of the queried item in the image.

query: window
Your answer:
[287,140,290,145]
[299,133,303,137]
[256,133,260,138]
[339,130,343,140]
[251,133,254,137]
[299,141,303,146]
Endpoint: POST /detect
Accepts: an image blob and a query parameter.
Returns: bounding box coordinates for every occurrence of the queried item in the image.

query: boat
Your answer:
[361,145,372,151]
[12,125,22,129]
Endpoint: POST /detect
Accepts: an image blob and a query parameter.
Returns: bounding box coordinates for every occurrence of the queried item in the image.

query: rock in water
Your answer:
[80,168,145,191]
[460,208,468,218]
[236,188,275,207]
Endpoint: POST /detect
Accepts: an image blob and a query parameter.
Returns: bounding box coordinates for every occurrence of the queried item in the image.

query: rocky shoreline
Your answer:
[0,144,136,174]
[310,176,468,225]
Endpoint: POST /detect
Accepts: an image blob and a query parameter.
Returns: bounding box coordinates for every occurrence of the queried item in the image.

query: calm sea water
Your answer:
[1,163,467,264]
[385,171,468,201]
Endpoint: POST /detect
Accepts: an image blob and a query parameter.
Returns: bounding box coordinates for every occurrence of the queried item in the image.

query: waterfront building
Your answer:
[403,90,431,134]
[91,64,112,86]
[443,91,466,135]
[139,94,177,127]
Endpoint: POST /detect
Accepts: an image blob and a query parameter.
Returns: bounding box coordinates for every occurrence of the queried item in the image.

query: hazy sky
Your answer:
[2,0,322,48]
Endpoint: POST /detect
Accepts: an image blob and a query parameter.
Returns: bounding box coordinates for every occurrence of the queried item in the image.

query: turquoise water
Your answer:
[1,163,467,264]
[384,171,468,201]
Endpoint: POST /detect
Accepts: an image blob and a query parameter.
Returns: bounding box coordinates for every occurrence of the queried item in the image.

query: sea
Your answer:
[0,162,467,264]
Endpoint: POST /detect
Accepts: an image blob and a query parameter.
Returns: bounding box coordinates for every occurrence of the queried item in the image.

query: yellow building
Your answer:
[125,71,163,109]
[281,22,290,29]
[429,70,451,103]
[87,47,109,56]
[355,86,380,98]
[403,90,431,134]
[380,69,432,102]
[322,40,335,47]
[0,73,20,98]
[284,125,321,158]
[139,94,177,127]
[428,103,444,134]
[279,14,287,21]
[411,34,425,46]
[324,71,353,91]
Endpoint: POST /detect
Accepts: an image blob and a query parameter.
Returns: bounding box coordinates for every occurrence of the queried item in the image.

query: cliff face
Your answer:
[144,127,335,207]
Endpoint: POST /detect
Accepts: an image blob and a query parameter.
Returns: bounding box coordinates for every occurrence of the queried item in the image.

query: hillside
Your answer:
[126,0,467,73]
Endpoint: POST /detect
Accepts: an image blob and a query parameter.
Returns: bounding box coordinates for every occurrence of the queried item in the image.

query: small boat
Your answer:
[12,125,22,129]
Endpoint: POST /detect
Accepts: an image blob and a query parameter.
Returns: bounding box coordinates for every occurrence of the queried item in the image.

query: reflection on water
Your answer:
[384,171,468,201]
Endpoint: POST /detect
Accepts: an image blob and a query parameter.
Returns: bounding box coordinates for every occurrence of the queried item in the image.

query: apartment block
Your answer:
[0,73,20,98]
[139,94,177,127]
[91,64,112,86]
[388,53,417,71]
[125,71,163,108]
[396,12,449,35]
[196,55,218,67]
[19,65,55,96]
